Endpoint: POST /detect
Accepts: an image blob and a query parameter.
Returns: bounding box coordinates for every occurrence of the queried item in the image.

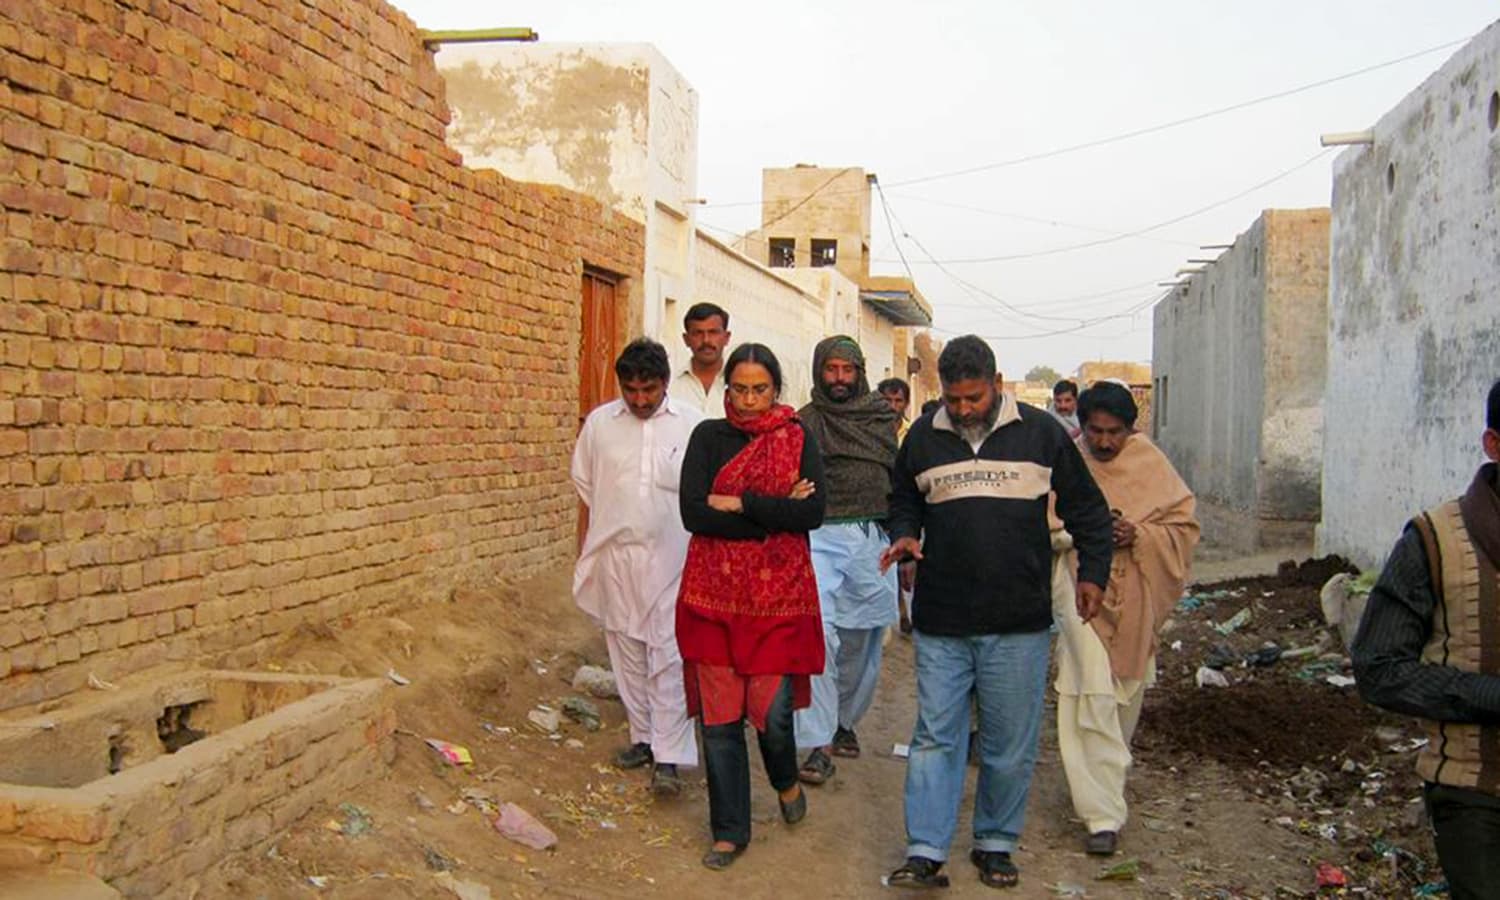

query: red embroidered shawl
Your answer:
[676,403,824,679]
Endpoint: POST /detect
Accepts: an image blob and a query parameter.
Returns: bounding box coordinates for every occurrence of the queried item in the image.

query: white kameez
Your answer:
[572,397,702,765]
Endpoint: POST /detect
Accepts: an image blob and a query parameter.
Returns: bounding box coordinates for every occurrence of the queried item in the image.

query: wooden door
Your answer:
[577,269,620,548]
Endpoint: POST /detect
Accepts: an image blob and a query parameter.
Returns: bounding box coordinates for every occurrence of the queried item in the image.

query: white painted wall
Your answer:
[693,231,824,406]
[1319,21,1500,569]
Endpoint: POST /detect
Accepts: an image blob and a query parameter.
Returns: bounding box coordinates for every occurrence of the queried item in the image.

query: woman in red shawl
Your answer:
[677,342,826,870]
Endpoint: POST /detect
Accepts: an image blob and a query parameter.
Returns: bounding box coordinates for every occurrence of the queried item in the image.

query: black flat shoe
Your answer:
[1085,830,1118,856]
[650,763,682,797]
[779,786,806,824]
[614,742,653,770]
[969,849,1019,889]
[701,843,747,870]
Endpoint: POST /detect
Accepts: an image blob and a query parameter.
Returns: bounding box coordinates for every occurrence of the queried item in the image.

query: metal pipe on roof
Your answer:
[1319,130,1375,147]
[1199,244,1233,250]
[421,28,539,47]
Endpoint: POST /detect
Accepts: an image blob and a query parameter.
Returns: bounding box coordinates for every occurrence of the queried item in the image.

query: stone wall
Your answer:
[0,0,644,709]
[1320,22,1500,569]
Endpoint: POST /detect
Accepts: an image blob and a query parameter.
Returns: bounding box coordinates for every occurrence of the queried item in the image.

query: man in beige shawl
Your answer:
[1052,381,1198,857]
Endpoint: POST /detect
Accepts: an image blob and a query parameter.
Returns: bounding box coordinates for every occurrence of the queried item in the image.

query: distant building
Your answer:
[1151,209,1330,552]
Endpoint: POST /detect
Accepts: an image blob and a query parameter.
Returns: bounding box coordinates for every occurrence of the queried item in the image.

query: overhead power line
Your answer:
[700,36,1463,210]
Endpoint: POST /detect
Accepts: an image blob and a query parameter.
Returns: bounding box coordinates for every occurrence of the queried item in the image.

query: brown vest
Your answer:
[1411,500,1500,793]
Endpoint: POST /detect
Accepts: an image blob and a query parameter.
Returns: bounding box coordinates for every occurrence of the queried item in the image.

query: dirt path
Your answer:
[202,566,1437,899]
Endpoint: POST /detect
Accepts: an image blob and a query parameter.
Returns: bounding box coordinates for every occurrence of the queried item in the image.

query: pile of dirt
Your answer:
[1132,560,1444,894]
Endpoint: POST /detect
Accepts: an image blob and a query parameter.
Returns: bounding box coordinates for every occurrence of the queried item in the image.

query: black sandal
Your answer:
[969,850,1018,889]
[887,856,949,889]
[798,747,837,785]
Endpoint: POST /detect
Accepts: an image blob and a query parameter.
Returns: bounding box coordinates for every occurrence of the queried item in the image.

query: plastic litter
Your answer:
[425,738,474,766]
[1095,858,1139,881]
[307,875,330,889]
[1203,643,1239,670]
[1324,674,1357,688]
[561,696,602,732]
[1195,666,1229,688]
[1048,883,1089,896]
[494,802,558,850]
[1214,608,1252,635]
[1315,861,1347,888]
[892,743,911,759]
[1245,643,1283,667]
[387,668,411,686]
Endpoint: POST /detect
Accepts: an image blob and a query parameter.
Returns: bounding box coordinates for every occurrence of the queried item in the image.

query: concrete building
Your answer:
[436,43,697,343]
[1152,209,1331,552]
[739,165,933,389]
[436,54,931,397]
[1318,22,1500,569]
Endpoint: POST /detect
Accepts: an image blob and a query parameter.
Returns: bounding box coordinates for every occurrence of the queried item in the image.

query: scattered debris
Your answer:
[493,802,558,850]
[1320,573,1371,651]
[561,696,602,732]
[1214,608,1253,635]
[424,845,457,872]
[1203,643,1239,670]
[1195,666,1229,688]
[87,672,119,691]
[892,743,911,759]
[331,802,373,837]
[565,738,585,750]
[426,738,474,766]
[1315,861,1347,888]
[480,723,513,738]
[1095,858,1140,882]
[434,871,492,900]
[1325,675,1357,688]
[572,665,621,699]
[1245,643,1283,667]
[412,791,437,812]
[527,706,562,734]
[387,668,411,686]
[1048,882,1089,896]
[307,875,330,889]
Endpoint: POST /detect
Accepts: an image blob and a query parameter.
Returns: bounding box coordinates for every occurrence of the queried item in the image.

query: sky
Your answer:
[393,0,1497,378]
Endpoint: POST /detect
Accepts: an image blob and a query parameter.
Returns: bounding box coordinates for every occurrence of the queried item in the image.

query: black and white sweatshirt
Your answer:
[889,394,1113,636]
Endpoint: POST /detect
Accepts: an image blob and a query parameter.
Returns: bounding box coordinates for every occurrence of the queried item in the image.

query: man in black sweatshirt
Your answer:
[880,336,1113,891]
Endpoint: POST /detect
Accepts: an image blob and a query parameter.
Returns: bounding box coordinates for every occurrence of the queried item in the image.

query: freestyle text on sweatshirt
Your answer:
[888,395,1114,636]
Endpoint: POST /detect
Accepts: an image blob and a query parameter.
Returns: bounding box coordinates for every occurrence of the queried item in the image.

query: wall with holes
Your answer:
[1319,20,1500,569]
[0,0,643,710]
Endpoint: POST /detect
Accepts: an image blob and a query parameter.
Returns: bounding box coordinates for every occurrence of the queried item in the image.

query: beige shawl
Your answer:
[1073,433,1199,681]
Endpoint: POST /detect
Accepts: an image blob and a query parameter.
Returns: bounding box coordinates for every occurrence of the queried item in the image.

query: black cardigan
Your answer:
[678,418,826,540]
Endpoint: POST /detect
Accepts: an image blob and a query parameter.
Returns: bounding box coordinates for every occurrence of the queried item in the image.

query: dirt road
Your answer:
[203,565,1440,899]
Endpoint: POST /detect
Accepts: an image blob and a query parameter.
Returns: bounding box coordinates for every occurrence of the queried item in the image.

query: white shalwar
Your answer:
[572,397,702,766]
[1051,550,1152,834]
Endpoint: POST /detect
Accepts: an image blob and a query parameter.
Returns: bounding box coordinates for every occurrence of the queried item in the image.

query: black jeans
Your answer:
[1424,781,1500,900]
[701,676,799,846]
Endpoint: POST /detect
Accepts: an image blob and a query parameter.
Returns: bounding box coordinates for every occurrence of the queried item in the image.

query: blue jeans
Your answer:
[904,629,1051,861]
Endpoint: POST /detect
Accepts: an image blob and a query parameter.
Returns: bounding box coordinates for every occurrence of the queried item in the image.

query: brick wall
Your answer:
[0,0,644,710]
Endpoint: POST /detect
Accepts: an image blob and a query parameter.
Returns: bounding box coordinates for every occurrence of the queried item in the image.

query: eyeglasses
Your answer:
[728,383,774,398]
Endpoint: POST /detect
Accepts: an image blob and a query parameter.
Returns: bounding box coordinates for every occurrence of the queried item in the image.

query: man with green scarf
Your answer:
[794,336,900,783]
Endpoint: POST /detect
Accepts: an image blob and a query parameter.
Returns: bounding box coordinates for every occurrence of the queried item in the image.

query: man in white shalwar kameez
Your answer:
[572,338,703,796]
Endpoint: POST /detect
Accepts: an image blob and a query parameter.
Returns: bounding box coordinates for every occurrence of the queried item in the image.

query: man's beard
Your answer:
[825,382,854,402]
[956,401,1001,445]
